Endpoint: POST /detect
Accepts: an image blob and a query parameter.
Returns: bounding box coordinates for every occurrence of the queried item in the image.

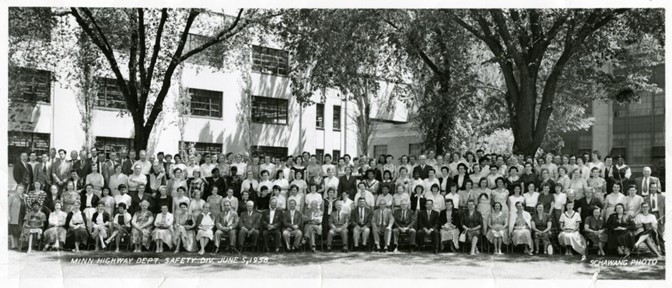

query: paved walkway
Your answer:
[4,249,665,279]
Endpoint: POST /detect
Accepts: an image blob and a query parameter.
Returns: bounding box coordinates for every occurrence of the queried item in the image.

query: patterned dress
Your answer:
[173,212,197,252]
[61,191,80,213]
[486,211,510,244]
[44,210,67,245]
[131,210,154,249]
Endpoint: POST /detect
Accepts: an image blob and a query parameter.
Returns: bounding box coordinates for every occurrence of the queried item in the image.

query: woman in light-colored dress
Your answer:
[290,171,308,196]
[623,184,643,218]
[508,185,525,218]
[207,187,224,219]
[99,187,116,216]
[67,201,89,253]
[86,162,105,197]
[587,167,607,204]
[568,168,588,200]
[173,186,191,214]
[131,200,154,252]
[43,201,67,251]
[195,203,215,255]
[152,204,174,252]
[60,181,80,213]
[491,177,509,216]
[584,206,608,256]
[631,202,663,258]
[603,182,626,219]
[476,184,492,235]
[189,190,206,214]
[510,201,534,255]
[273,170,290,197]
[173,202,197,253]
[558,201,586,255]
[108,164,128,196]
[523,182,540,215]
[486,202,510,254]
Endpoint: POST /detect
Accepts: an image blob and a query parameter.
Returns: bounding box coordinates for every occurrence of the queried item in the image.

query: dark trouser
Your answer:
[238,228,259,247]
[262,229,281,250]
[417,228,439,251]
[393,228,417,247]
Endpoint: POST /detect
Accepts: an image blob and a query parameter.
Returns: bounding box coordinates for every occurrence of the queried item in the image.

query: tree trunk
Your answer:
[133,122,149,154]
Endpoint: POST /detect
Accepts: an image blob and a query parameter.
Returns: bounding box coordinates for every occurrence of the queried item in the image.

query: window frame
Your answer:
[187,88,223,119]
[8,131,50,165]
[333,105,342,131]
[316,103,325,129]
[251,96,289,125]
[250,145,289,160]
[95,77,127,110]
[178,141,223,156]
[251,45,289,76]
[9,67,52,104]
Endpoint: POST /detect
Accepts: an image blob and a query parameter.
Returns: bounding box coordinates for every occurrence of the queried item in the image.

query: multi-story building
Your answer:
[561,64,665,180]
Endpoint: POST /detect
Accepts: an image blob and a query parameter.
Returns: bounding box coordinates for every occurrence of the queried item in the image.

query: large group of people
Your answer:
[8,147,665,259]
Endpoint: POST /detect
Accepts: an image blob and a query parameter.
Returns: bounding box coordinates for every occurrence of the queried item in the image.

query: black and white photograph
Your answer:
[1,0,669,285]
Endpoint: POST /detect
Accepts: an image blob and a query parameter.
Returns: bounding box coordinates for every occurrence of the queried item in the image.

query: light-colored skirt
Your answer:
[91,224,108,239]
[83,208,97,223]
[132,227,153,249]
[486,228,510,244]
[440,227,460,248]
[44,226,67,244]
[196,229,214,241]
[558,230,586,255]
[511,227,533,249]
[152,227,174,248]
[173,226,197,252]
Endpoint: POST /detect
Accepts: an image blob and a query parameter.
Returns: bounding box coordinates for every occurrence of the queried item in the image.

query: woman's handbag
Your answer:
[459,230,467,242]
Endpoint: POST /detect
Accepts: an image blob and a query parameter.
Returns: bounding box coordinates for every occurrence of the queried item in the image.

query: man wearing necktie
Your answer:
[646,182,665,255]
[13,152,33,190]
[261,198,283,252]
[214,200,238,253]
[393,200,417,252]
[372,199,395,252]
[417,199,440,254]
[327,200,349,252]
[350,198,372,250]
[636,167,661,197]
[237,201,260,250]
[282,200,304,251]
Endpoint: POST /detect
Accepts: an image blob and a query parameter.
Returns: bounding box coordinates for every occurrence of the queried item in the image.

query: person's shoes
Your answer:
[383,246,388,253]
[43,245,50,252]
[470,251,475,255]
[214,247,219,253]
[275,248,280,253]
[327,246,332,253]
[433,249,438,254]
[311,247,316,253]
[393,248,399,253]
[342,248,348,253]
[115,248,120,253]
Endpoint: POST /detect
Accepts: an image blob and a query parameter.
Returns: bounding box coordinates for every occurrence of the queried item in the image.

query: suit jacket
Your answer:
[13,160,33,189]
[34,162,51,186]
[371,208,395,229]
[642,193,666,224]
[80,193,100,210]
[81,158,94,177]
[439,209,460,228]
[417,209,440,230]
[283,209,304,229]
[238,210,261,230]
[413,165,432,180]
[635,176,662,196]
[337,175,358,199]
[329,210,349,229]
[215,210,239,230]
[452,174,469,191]
[350,206,373,227]
[261,208,284,230]
[121,158,134,176]
[393,208,416,229]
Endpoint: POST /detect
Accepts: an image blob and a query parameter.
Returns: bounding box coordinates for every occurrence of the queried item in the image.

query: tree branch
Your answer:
[144,8,167,101]
[179,8,249,62]
[137,8,147,92]
[128,10,139,112]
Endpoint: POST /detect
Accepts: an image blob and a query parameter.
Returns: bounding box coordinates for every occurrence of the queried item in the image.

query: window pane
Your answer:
[251,96,288,125]
[250,146,288,160]
[251,45,289,76]
[9,67,51,103]
[316,104,324,128]
[188,88,223,118]
[628,92,652,116]
[627,133,651,164]
[95,136,133,156]
[332,150,341,161]
[179,141,222,156]
[333,105,341,130]
[374,145,388,159]
[8,131,50,165]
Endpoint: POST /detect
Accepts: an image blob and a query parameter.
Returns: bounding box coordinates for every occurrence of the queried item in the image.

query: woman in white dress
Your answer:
[273,170,290,197]
[86,162,105,197]
[623,184,644,218]
[523,182,540,215]
[173,202,197,253]
[108,164,128,196]
[90,202,110,251]
[195,203,215,255]
[510,201,534,255]
[43,201,67,251]
[603,182,626,219]
[558,201,586,255]
[486,202,509,254]
[568,168,588,200]
[152,204,174,252]
[492,177,510,216]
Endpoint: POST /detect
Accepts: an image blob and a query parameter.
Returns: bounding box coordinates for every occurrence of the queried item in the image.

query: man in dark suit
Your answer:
[412,155,432,180]
[635,167,662,196]
[643,182,665,254]
[337,166,358,200]
[327,200,349,252]
[78,149,92,177]
[417,199,440,253]
[214,201,238,253]
[282,199,304,251]
[13,152,33,190]
[120,148,135,176]
[206,168,227,199]
[34,153,52,188]
[393,199,417,252]
[261,198,283,252]
[238,200,261,249]
[350,198,373,250]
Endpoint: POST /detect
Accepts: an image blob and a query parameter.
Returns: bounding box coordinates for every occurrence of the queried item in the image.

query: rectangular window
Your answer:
[250,146,288,161]
[251,45,289,76]
[184,33,223,67]
[654,92,665,115]
[578,134,592,149]
[627,133,651,164]
[628,92,653,117]
[95,136,134,156]
[315,149,324,163]
[332,150,341,161]
[613,103,628,118]
[374,145,388,159]
[8,131,50,165]
[333,105,342,130]
[95,77,126,109]
[188,88,223,118]
[179,141,222,156]
[316,104,324,129]
[613,133,626,147]
[9,67,51,103]
[409,143,423,157]
[252,96,288,125]
[654,131,665,146]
